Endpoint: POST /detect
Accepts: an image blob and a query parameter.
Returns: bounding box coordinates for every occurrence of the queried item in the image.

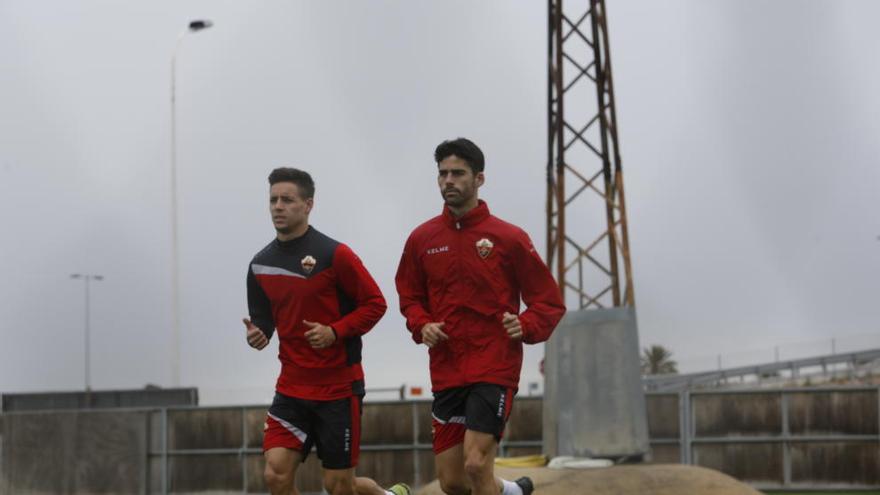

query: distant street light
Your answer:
[170,19,213,387]
[70,274,104,391]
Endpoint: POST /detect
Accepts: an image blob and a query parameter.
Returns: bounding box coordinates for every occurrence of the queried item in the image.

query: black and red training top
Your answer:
[247,226,387,401]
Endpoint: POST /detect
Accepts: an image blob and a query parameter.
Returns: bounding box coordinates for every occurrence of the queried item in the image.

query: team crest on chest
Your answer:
[301,255,316,274]
[476,238,494,259]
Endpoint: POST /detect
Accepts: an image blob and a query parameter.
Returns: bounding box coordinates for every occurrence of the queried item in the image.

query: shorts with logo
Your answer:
[431,383,515,454]
[263,392,363,469]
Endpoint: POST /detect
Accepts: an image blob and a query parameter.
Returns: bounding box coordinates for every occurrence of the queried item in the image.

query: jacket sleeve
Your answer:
[329,244,387,339]
[247,264,276,340]
[512,232,566,344]
[394,233,432,344]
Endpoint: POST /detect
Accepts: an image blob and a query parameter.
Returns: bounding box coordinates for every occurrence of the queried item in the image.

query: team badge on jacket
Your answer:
[301,255,316,274]
[476,238,494,259]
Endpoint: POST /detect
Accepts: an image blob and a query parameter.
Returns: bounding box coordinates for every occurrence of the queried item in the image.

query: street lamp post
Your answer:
[170,19,213,387]
[70,274,104,391]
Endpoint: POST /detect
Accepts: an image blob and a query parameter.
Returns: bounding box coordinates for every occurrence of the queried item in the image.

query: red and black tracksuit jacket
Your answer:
[395,200,566,392]
[248,226,387,401]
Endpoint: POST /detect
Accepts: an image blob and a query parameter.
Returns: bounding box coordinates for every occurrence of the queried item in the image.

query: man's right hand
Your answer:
[420,322,448,348]
[243,318,269,350]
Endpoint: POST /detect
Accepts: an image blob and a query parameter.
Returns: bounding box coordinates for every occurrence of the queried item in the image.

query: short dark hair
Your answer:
[434,138,485,174]
[268,167,315,199]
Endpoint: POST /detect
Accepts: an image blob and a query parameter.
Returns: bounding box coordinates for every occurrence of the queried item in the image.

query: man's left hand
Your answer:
[502,312,523,340]
[303,320,337,349]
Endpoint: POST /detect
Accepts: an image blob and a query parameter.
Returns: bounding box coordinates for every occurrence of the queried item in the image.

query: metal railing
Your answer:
[644,348,880,392]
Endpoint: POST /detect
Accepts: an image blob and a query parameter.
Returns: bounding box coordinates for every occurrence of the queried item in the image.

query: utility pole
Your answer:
[70,273,104,391]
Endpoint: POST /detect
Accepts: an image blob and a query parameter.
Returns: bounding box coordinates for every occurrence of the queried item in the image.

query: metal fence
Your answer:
[2,386,878,493]
[149,401,431,494]
[145,400,542,494]
[647,386,880,490]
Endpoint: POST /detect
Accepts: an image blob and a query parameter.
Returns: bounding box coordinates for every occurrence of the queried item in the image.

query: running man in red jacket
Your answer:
[245,168,410,495]
[395,139,566,495]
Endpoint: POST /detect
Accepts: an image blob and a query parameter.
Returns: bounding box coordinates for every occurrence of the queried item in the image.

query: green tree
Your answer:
[641,345,678,375]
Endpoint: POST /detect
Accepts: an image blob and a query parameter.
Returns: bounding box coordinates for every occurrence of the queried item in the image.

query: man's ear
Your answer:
[476,172,485,188]
[305,197,314,213]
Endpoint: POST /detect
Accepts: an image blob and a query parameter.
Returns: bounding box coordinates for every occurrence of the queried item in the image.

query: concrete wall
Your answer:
[1,388,198,412]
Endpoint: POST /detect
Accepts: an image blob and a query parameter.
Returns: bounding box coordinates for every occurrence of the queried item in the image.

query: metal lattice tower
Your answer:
[547,0,635,309]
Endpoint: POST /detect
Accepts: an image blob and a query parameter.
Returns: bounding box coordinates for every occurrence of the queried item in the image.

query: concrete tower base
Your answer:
[542,308,650,459]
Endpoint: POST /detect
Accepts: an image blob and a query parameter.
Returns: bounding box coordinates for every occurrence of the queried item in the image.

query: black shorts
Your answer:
[263,392,363,469]
[431,383,515,453]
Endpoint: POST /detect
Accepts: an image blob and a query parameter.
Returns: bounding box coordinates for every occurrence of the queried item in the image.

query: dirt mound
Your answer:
[417,464,761,495]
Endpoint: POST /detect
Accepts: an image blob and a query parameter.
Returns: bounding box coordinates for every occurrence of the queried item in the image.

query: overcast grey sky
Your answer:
[1,1,878,405]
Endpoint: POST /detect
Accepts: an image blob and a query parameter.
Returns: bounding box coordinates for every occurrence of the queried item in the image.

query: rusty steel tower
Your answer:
[547,0,634,309]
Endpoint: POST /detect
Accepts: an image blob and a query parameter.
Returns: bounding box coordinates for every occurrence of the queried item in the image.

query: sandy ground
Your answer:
[417,464,762,495]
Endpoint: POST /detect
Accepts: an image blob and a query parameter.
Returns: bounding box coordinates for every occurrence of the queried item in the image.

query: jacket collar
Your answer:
[442,200,490,229]
[274,225,313,249]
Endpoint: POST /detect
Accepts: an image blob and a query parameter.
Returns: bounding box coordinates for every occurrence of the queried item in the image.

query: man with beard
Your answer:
[395,139,566,495]
[245,167,410,495]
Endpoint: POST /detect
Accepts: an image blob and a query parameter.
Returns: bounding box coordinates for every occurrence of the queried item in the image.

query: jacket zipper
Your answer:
[453,219,468,380]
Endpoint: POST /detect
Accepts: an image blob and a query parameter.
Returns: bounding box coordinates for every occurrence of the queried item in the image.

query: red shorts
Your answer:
[431,383,515,454]
[263,392,362,469]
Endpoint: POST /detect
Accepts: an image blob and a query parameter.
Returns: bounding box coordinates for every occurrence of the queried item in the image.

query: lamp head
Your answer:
[188,20,213,32]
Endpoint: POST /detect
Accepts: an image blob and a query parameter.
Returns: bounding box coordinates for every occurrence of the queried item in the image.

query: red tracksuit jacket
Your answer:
[395,201,566,392]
